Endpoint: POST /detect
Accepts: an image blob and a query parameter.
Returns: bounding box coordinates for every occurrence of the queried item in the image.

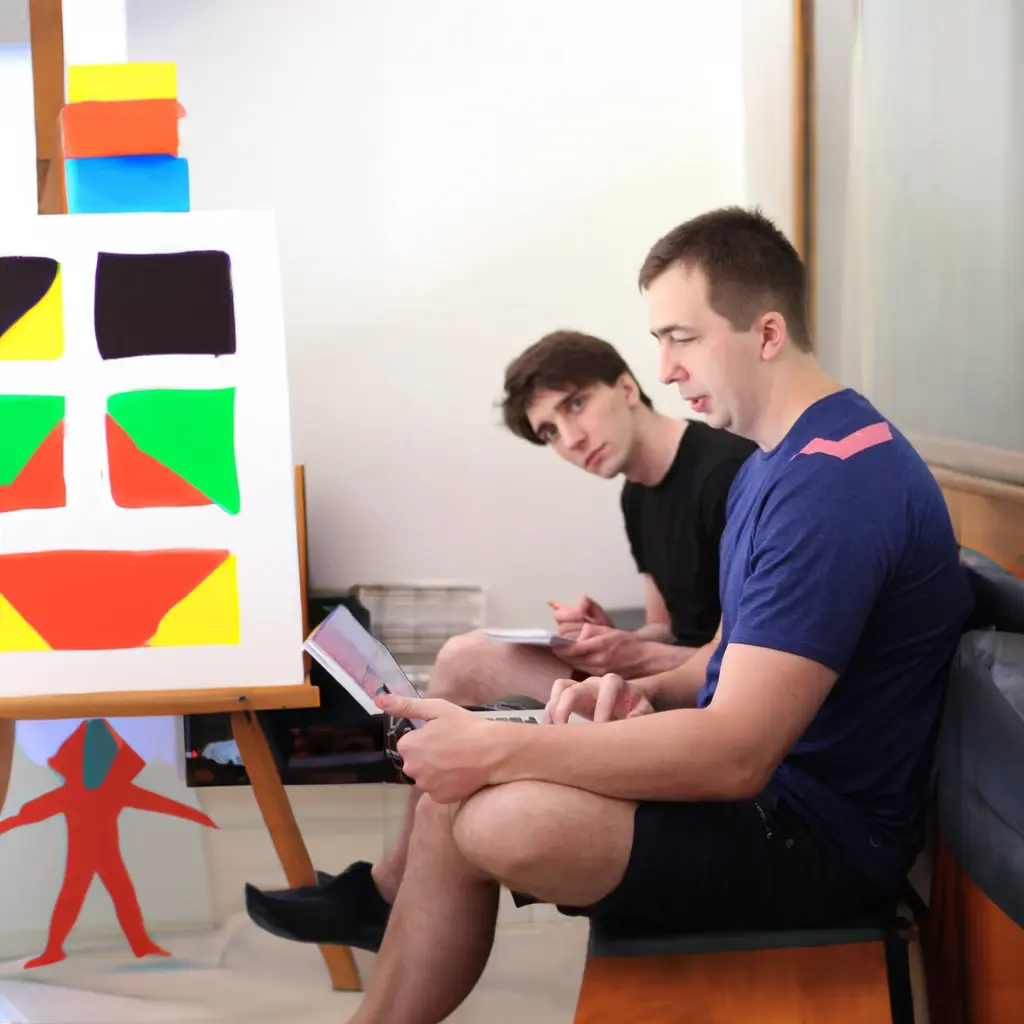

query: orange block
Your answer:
[61,99,183,159]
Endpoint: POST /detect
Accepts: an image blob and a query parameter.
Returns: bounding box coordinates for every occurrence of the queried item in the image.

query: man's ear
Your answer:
[619,372,641,407]
[758,312,787,362]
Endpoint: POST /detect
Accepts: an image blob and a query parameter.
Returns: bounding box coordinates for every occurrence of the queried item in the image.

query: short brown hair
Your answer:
[501,331,652,445]
[638,206,812,353]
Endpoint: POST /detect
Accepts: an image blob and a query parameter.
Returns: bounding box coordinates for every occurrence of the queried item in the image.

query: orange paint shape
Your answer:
[0,720,218,968]
[105,414,210,509]
[0,422,65,513]
[61,99,183,159]
[0,550,230,650]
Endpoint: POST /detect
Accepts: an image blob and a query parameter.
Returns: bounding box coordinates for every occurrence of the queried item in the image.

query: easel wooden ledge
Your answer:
[0,466,362,992]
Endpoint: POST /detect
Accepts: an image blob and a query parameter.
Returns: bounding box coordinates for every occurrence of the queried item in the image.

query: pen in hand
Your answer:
[548,600,598,626]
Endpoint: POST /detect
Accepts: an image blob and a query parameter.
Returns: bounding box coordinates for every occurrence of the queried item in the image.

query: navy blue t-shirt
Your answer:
[700,389,974,887]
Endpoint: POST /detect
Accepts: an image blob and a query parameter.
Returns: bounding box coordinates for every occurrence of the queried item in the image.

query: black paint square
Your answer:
[0,256,59,337]
[94,250,236,360]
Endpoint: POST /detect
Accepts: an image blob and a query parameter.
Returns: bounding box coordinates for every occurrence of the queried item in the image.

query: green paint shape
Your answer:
[0,395,64,484]
[83,719,119,790]
[107,388,240,514]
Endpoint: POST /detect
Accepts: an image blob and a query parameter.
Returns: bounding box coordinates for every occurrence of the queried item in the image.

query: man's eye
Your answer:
[570,395,585,409]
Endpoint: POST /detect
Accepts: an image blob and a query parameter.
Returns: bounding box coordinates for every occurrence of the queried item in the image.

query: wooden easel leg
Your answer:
[230,709,362,992]
[0,719,15,815]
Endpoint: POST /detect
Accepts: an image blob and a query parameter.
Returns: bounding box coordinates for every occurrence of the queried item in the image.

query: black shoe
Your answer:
[244,861,391,953]
[256,869,336,901]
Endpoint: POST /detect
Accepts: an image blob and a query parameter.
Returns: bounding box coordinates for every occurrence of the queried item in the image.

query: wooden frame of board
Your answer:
[0,467,362,991]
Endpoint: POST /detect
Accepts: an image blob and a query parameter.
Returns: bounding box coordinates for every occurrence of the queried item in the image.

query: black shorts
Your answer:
[513,786,898,932]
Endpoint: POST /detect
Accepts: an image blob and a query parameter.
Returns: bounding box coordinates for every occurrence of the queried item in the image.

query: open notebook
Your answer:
[482,628,572,647]
[305,606,586,727]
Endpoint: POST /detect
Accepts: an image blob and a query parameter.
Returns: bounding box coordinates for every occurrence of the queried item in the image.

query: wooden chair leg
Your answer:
[231,709,362,992]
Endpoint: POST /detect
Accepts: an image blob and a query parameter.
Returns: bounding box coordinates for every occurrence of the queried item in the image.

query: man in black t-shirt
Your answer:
[506,331,755,659]
[618,418,757,649]
[244,330,754,952]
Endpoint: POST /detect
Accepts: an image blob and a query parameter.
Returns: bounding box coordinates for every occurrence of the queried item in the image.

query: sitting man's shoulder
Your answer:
[758,395,941,523]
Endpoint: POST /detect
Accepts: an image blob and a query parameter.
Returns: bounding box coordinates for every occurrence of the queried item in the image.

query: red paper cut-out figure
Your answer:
[0,718,217,968]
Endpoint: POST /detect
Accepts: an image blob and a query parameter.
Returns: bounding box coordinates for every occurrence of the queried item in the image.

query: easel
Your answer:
[0,466,363,992]
[11,1,362,992]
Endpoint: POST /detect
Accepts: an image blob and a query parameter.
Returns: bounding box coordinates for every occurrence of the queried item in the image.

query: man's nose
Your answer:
[658,346,686,386]
[561,422,586,449]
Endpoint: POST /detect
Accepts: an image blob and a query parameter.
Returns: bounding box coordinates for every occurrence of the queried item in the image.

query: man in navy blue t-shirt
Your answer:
[335,208,973,1024]
[701,389,971,890]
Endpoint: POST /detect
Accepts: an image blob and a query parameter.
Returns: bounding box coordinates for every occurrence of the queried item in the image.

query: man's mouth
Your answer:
[585,445,606,469]
[686,396,709,414]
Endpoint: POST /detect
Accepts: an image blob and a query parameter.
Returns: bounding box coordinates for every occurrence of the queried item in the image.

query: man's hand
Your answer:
[552,622,649,676]
[374,695,507,804]
[545,673,654,724]
[550,595,613,638]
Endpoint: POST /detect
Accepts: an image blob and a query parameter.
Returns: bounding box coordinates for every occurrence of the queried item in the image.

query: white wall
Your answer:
[127,0,791,627]
[0,0,28,44]
[740,0,794,236]
[0,42,36,218]
[813,0,856,378]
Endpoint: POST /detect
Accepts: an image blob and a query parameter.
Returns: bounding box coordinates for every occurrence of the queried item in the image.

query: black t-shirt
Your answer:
[620,422,756,647]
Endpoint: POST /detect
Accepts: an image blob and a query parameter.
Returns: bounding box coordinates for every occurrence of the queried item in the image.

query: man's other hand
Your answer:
[550,595,613,637]
[552,622,647,675]
[374,695,506,804]
[545,673,654,725]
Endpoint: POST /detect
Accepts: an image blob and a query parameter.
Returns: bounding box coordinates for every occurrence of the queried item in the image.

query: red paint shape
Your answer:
[0,421,65,512]
[0,720,217,967]
[61,99,183,159]
[105,414,211,509]
[0,549,229,650]
[797,421,893,461]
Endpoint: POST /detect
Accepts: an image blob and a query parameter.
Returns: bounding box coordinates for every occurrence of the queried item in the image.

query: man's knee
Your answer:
[431,782,634,907]
[428,629,508,703]
[451,782,554,884]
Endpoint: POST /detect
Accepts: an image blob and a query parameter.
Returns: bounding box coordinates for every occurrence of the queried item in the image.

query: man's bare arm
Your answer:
[632,618,722,709]
[629,639,695,676]
[634,575,673,641]
[494,642,839,803]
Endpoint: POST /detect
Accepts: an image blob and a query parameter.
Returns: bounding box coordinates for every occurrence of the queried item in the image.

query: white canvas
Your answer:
[0,210,304,697]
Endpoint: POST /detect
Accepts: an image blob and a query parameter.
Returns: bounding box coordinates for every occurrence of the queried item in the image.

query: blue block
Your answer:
[65,154,190,214]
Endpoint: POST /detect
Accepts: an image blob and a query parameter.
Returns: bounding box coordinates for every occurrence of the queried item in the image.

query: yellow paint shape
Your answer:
[0,267,63,361]
[148,555,240,647]
[68,62,177,103]
[0,594,51,652]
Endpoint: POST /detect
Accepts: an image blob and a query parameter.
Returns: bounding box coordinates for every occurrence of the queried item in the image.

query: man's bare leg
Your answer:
[349,780,635,1024]
[372,631,573,901]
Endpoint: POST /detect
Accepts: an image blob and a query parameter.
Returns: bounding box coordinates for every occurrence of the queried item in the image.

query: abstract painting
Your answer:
[106,387,240,513]
[1,210,303,700]
[0,718,217,967]
[0,256,64,361]
[0,395,66,512]
[0,550,240,652]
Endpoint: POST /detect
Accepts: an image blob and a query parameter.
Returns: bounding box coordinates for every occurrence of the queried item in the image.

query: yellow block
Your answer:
[0,594,51,652]
[68,62,177,103]
[0,267,63,361]
[149,555,241,647]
